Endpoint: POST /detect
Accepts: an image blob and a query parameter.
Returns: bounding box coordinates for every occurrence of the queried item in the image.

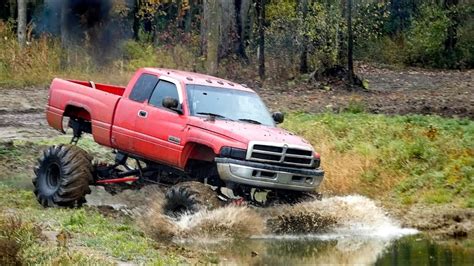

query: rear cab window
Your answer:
[129,74,159,102]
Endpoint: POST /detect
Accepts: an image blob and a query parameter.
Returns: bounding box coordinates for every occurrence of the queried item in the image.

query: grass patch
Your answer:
[0,185,180,264]
[0,138,182,264]
[282,112,474,205]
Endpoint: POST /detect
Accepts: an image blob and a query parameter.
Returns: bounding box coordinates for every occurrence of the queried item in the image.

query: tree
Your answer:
[60,0,71,67]
[256,0,265,79]
[298,0,309,73]
[204,0,219,74]
[443,0,459,64]
[17,0,26,47]
[347,0,354,84]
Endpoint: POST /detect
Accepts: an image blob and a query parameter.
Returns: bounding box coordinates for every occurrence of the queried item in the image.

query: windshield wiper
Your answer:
[197,112,231,120]
[238,118,262,125]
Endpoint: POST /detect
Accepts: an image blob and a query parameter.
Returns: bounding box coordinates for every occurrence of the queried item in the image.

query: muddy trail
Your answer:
[261,64,474,119]
[0,87,58,140]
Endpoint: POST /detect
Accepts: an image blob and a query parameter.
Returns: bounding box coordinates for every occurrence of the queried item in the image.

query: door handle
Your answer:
[138,110,148,118]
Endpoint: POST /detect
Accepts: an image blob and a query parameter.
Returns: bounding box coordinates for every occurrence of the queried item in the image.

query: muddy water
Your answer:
[86,190,474,264]
[189,235,474,265]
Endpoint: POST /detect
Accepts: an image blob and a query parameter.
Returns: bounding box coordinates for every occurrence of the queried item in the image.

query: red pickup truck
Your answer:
[34,68,324,214]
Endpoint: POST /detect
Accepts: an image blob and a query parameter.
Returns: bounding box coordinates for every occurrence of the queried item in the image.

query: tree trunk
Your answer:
[60,0,70,67]
[337,0,347,66]
[218,0,236,59]
[299,0,309,73]
[17,0,27,47]
[133,0,141,41]
[9,0,16,19]
[347,0,354,84]
[184,0,194,32]
[206,0,219,75]
[443,0,459,66]
[235,0,248,60]
[256,0,265,79]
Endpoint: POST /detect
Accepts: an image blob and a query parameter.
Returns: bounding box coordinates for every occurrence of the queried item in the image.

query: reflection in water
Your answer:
[185,236,474,265]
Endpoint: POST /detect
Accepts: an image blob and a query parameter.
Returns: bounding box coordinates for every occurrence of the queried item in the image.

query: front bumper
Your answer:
[215,158,324,192]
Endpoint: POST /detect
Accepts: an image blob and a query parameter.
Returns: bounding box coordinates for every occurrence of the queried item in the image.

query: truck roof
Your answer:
[142,68,255,93]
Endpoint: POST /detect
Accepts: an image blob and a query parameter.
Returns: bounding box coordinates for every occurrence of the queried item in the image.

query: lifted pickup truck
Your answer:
[34,68,324,214]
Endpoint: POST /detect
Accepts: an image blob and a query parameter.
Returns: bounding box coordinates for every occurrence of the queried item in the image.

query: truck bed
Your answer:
[46,78,125,147]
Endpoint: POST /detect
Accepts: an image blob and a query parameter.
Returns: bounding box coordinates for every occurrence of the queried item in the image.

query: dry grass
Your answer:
[0,213,42,265]
[282,113,473,205]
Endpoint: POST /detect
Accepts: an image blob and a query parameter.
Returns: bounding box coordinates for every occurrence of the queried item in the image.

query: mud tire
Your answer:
[33,145,93,207]
[163,181,221,217]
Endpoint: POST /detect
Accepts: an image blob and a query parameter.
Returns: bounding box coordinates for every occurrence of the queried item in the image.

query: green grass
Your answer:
[282,112,474,206]
[0,185,180,264]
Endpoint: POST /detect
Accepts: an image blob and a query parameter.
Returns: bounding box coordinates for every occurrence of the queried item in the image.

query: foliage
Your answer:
[0,21,61,86]
[405,4,451,67]
[283,113,474,206]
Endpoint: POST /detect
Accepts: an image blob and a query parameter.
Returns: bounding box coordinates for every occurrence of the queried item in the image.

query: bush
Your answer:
[356,35,408,66]
[406,4,450,67]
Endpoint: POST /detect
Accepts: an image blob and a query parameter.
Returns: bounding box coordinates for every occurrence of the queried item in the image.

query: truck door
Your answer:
[111,73,159,153]
[134,77,187,166]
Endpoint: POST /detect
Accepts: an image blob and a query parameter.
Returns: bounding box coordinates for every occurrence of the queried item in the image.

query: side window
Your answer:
[129,74,159,102]
[149,80,179,108]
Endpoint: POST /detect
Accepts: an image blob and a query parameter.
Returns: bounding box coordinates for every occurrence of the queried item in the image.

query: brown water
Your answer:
[183,236,474,265]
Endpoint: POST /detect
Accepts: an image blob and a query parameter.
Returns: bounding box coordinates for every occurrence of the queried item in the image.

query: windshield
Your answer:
[186,85,275,126]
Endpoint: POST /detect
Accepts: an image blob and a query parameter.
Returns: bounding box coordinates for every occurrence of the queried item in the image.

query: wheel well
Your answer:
[185,143,217,163]
[183,143,223,187]
[64,105,91,121]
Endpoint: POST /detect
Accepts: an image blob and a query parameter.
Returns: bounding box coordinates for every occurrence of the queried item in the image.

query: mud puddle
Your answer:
[84,189,474,264]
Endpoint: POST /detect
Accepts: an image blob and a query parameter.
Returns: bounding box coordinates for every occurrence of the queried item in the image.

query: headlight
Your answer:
[219,147,247,160]
[313,152,321,168]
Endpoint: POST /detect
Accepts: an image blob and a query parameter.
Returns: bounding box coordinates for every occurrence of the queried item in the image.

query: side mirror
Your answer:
[272,112,284,124]
[162,97,182,114]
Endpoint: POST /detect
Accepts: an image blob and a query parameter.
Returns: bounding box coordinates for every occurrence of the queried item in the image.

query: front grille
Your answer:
[246,142,314,167]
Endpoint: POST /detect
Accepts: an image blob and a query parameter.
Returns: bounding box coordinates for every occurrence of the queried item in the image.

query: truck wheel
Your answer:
[163,181,221,217]
[33,145,92,207]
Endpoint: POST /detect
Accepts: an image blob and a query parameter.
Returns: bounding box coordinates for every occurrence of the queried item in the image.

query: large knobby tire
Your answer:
[163,181,221,217]
[33,145,93,207]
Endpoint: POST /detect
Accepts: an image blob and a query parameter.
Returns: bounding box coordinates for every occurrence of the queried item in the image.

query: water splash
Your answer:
[261,195,418,240]
[87,189,417,242]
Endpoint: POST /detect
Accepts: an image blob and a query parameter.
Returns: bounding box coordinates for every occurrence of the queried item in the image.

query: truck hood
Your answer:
[188,118,314,149]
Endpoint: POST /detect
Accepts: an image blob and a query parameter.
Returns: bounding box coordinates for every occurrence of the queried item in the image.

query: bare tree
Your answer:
[17,0,26,47]
[60,0,71,67]
[256,0,265,79]
[347,0,354,84]
[184,0,195,32]
[204,0,219,74]
[9,0,17,19]
[235,0,251,60]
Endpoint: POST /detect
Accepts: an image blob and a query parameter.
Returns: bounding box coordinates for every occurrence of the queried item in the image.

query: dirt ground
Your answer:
[260,64,474,119]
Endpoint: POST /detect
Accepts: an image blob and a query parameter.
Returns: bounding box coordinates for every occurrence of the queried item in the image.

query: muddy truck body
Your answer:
[35,68,324,213]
